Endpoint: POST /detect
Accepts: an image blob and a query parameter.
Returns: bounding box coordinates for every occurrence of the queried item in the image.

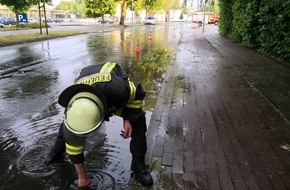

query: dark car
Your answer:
[55,18,63,23]
[47,18,54,22]
[0,17,17,25]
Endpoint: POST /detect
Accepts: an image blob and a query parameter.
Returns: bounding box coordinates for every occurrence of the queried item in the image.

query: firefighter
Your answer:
[45,62,153,188]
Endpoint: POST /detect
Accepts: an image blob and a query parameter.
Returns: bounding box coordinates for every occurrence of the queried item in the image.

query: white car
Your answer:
[0,23,5,28]
[145,17,156,25]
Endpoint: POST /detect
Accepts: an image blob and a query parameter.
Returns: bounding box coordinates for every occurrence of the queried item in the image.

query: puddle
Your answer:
[0,24,182,189]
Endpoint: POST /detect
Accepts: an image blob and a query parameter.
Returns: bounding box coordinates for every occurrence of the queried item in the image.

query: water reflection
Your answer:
[0,46,41,71]
[0,24,181,189]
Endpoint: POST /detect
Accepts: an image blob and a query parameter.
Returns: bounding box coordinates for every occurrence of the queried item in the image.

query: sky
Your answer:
[51,0,61,6]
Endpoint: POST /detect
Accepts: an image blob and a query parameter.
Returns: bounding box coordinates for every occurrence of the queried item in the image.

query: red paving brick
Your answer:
[146,25,290,189]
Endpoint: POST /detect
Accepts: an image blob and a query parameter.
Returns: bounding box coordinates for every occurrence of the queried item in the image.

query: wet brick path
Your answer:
[146,25,290,189]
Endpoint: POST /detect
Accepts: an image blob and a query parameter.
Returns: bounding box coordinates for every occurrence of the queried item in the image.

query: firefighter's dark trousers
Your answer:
[49,111,148,163]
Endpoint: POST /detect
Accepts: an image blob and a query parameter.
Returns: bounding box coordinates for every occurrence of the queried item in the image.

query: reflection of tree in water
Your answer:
[4,73,57,99]
[124,50,171,110]
[87,35,115,63]
[0,46,41,71]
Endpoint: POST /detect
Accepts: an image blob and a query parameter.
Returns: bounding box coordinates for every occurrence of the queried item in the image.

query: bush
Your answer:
[219,0,290,63]
[19,22,50,29]
[218,0,233,37]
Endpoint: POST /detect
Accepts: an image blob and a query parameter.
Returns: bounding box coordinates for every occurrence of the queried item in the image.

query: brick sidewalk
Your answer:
[146,25,290,189]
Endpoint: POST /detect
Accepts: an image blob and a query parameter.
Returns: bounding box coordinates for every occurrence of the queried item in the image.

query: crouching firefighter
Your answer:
[45,62,153,188]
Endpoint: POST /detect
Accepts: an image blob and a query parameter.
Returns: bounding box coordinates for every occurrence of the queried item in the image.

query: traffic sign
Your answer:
[19,13,27,23]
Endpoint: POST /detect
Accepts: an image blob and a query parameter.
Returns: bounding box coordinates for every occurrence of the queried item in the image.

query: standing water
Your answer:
[0,23,184,189]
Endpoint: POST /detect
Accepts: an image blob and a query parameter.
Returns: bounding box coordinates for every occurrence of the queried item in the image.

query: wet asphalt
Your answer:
[1,23,290,189]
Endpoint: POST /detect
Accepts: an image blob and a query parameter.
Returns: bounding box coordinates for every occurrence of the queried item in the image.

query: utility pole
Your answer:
[132,0,134,25]
[202,0,209,33]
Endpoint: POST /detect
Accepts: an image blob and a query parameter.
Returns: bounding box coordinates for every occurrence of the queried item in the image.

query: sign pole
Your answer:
[202,0,209,33]
[38,1,42,34]
[43,3,48,35]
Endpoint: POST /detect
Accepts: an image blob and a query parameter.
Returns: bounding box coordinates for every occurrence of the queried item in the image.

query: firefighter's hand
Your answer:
[121,119,132,139]
[74,163,91,189]
[78,176,91,189]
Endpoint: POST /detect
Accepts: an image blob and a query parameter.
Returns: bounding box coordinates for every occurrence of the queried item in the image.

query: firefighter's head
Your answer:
[58,84,107,136]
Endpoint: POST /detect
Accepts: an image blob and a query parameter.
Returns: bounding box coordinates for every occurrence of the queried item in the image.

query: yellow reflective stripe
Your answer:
[128,81,136,103]
[76,73,111,85]
[100,62,116,73]
[65,143,84,155]
[126,100,143,109]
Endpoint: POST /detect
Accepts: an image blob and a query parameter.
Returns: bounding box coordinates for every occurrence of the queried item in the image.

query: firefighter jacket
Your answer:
[64,62,146,164]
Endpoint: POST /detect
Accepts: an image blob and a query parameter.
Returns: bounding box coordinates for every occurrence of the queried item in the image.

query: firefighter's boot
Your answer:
[131,160,153,186]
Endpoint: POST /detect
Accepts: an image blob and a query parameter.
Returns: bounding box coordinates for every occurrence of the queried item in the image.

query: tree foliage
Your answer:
[218,0,233,37]
[143,0,166,15]
[219,0,290,63]
[56,0,86,18]
[56,1,77,12]
[199,0,217,12]
[0,0,51,25]
[0,0,32,14]
[85,0,116,18]
[163,0,179,22]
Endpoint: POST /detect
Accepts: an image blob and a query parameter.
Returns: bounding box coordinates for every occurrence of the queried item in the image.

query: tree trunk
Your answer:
[15,11,20,27]
[166,10,170,22]
[119,1,127,25]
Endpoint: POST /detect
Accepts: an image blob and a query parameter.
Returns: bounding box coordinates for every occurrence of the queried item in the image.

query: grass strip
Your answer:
[0,30,88,46]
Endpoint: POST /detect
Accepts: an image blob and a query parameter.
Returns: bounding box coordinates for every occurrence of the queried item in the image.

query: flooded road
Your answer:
[0,23,183,189]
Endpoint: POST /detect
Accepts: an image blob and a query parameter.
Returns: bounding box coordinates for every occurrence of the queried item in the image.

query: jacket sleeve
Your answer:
[120,82,146,123]
[63,124,86,164]
[66,144,85,164]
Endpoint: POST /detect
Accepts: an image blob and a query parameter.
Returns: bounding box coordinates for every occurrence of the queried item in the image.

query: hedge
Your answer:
[219,0,290,63]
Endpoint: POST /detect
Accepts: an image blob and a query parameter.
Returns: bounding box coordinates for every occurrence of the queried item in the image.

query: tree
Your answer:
[119,1,127,25]
[125,0,142,23]
[56,1,77,12]
[85,0,116,22]
[163,0,180,22]
[0,0,51,26]
[56,0,86,18]
[199,0,220,12]
[143,0,166,16]
[75,0,87,18]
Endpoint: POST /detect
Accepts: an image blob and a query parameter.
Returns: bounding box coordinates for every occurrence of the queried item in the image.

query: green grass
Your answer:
[0,23,50,31]
[0,30,88,46]
[0,22,138,46]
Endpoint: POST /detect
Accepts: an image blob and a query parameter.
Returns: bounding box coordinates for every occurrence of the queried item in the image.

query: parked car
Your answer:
[42,18,54,23]
[0,17,17,25]
[54,18,63,23]
[0,23,5,28]
[145,17,156,25]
